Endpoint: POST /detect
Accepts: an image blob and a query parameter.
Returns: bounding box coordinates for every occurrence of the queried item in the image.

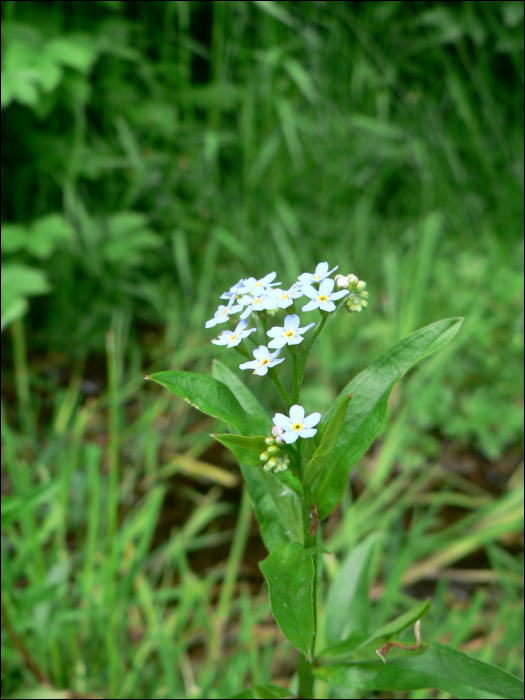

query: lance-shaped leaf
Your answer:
[260,542,315,655]
[302,394,352,486]
[212,359,271,434]
[314,318,463,519]
[147,370,250,433]
[212,433,269,468]
[324,532,382,645]
[320,599,431,661]
[313,642,524,699]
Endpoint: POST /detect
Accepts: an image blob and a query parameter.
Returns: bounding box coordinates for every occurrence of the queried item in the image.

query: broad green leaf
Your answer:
[321,599,431,660]
[272,468,303,497]
[315,318,463,518]
[212,359,271,433]
[324,532,383,645]
[314,642,524,699]
[212,433,268,468]
[147,370,249,433]
[303,394,352,486]
[260,542,315,655]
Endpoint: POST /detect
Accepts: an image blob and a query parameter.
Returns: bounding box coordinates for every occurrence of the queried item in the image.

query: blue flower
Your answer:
[240,272,280,295]
[205,302,243,328]
[239,345,285,376]
[301,278,349,313]
[272,404,321,444]
[269,285,304,309]
[211,318,256,348]
[267,314,315,349]
[298,262,338,286]
[239,292,281,319]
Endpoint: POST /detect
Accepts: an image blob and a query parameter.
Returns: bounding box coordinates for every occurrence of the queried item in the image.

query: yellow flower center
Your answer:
[314,275,321,280]
[292,422,304,432]
[318,294,329,303]
[253,297,262,305]
[260,358,270,366]
[230,333,237,341]
[221,308,228,315]
[284,330,295,338]
[281,292,289,300]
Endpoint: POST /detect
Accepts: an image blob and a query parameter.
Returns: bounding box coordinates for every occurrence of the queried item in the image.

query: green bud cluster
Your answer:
[259,436,290,474]
[344,274,369,313]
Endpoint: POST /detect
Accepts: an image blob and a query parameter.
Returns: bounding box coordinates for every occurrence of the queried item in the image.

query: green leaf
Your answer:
[239,465,291,552]
[212,433,268,468]
[147,370,249,433]
[314,318,463,518]
[212,359,271,433]
[324,532,383,645]
[212,361,302,549]
[260,542,315,655]
[303,394,352,486]
[313,642,524,699]
[230,684,292,699]
[321,599,431,660]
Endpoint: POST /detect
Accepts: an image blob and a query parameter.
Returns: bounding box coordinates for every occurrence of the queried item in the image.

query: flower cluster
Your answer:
[206,262,369,372]
[335,274,369,313]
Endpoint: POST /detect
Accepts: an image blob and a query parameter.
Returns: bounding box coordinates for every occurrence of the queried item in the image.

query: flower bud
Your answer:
[265,436,276,445]
[260,451,270,462]
[266,456,278,469]
[335,274,349,289]
[356,280,367,292]
[271,426,283,437]
[267,444,280,455]
[275,436,284,445]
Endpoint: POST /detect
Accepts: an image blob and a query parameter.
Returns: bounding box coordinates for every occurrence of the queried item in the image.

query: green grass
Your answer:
[1,1,523,697]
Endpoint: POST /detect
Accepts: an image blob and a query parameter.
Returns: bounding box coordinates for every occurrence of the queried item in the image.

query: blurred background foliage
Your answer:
[1,1,523,698]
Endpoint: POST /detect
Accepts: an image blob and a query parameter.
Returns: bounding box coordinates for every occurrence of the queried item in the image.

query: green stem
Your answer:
[294,312,329,401]
[290,345,300,404]
[267,368,291,411]
[298,483,318,698]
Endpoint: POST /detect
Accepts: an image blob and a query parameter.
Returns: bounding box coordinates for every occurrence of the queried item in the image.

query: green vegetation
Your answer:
[1,1,523,698]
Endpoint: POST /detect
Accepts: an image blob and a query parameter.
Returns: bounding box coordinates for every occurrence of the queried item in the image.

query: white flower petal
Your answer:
[282,431,299,444]
[319,278,335,294]
[330,290,349,301]
[273,413,292,430]
[301,284,318,299]
[284,314,300,330]
[302,412,321,429]
[298,428,317,439]
[289,404,305,422]
[302,300,319,312]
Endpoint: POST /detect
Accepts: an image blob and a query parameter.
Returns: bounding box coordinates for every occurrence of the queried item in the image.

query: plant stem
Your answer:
[290,345,300,404]
[298,483,318,698]
[268,368,291,411]
[294,312,329,401]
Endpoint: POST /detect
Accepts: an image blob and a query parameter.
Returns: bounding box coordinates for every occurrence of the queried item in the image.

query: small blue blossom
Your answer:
[269,285,304,310]
[297,262,338,286]
[220,279,245,302]
[239,293,281,319]
[272,404,321,444]
[302,278,349,313]
[211,318,256,348]
[267,314,315,349]
[205,302,243,328]
[239,345,285,376]
[240,272,280,295]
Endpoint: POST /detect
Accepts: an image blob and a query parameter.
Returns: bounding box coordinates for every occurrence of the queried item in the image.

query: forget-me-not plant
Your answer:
[147,259,474,700]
